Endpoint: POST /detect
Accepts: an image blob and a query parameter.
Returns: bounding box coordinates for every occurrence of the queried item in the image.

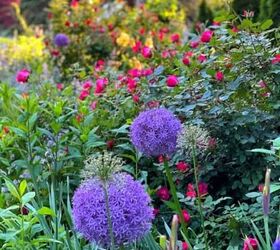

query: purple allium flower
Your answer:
[130,108,182,157]
[72,173,153,247]
[54,33,70,47]
[273,240,280,250]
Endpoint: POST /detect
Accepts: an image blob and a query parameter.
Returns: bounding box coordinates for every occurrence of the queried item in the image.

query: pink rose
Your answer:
[176,162,189,172]
[166,75,179,87]
[156,186,170,200]
[56,83,64,91]
[243,237,258,250]
[141,46,152,58]
[190,40,200,48]
[200,30,213,43]
[182,56,190,66]
[16,68,30,83]
[79,90,89,101]
[198,54,207,63]
[176,209,191,224]
[215,71,224,81]
[170,33,180,43]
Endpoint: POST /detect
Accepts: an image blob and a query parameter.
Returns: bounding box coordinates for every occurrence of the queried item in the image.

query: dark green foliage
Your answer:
[198,0,213,23]
[270,0,280,26]
[259,0,271,21]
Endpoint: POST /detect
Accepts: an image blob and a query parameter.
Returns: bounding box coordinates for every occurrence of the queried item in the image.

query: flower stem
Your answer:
[191,143,208,249]
[163,160,188,238]
[103,183,115,250]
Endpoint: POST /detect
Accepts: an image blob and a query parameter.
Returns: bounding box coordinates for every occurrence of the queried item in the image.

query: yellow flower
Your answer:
[116,32,132,47]
[129,57,142,70]
[145,37,154,48]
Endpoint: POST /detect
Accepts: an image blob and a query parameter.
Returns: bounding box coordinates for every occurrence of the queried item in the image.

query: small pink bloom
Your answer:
[185,51,193,57]
[90,101,97,111]
[132,94,140,103]
[258,184,264,193]
[82,80,93,90]
[198,54,207,63]
[153,208,160,217]
[141,46,152,58]
[16,68,30,83]
[158,155,165,163]
[147,100,160,108]
[215,71,224,81]
[94,78,108,95]
[128,68,142,78]
[79,90,89,101]
[170,33,180,43]
[272,54,280,64]
[190,40,200,48]
[127,78,137,93]
[70,0,79,8]
[198,182,208,197]
[212,21,220,26]
[161,50,170,58]
[208,137,217,150]
[176,162,189,172]
[200,30,213,43]
[231,26,239,33]
[243,237,258,250]
[141,68,153,77]
[56,83,64,91]
[258,80,267,88]
[166,75,179,87]
[132,40,142,53]
[176,209,191,224]
[186,184,196,198]
[182,56,190,66]
[156,187,170,200]
[106,139,115,150]
[182,242,189,250]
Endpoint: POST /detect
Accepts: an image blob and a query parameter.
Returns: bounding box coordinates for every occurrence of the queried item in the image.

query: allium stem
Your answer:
[191,142,208,250]
[163,160,188,238]
[103,183,115,250]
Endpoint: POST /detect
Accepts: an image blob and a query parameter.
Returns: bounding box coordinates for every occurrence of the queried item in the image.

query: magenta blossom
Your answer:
[243,237,258,250]
[198,54,207,63]
[16,68,30,83]
[215,71,224,81]
[156,186,170,200]
[166,75,179,87]
[200,30,213,43]
[56,83,64,91]
[190,40,200,48]
[141,46,152,58]
[170,33,180,43]
[182,56,190,66]
[82,80,93,90]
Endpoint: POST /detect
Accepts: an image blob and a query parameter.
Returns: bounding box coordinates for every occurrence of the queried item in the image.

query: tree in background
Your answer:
[198,0,213,24]
[269,0,280,27]
[259,0,271,21]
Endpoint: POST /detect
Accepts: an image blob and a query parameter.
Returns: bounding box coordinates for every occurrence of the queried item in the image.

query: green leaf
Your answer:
[37,207,55,217]
[250,149,275,155]
[19,180,27,196]
[4,179,20,200]
[21,192,35,205]
[245,192,261,198]
[260,19,273,30]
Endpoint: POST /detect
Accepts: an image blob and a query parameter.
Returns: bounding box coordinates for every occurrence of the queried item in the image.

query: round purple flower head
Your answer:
[130,108,182,157]
[273,240,280,250]
[72,173,153,247]
[54,33,70,47]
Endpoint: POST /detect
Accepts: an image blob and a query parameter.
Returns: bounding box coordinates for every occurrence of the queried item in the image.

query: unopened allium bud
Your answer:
[263,168,271,216]
[81,151,124,181]
[177,125,210,159]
